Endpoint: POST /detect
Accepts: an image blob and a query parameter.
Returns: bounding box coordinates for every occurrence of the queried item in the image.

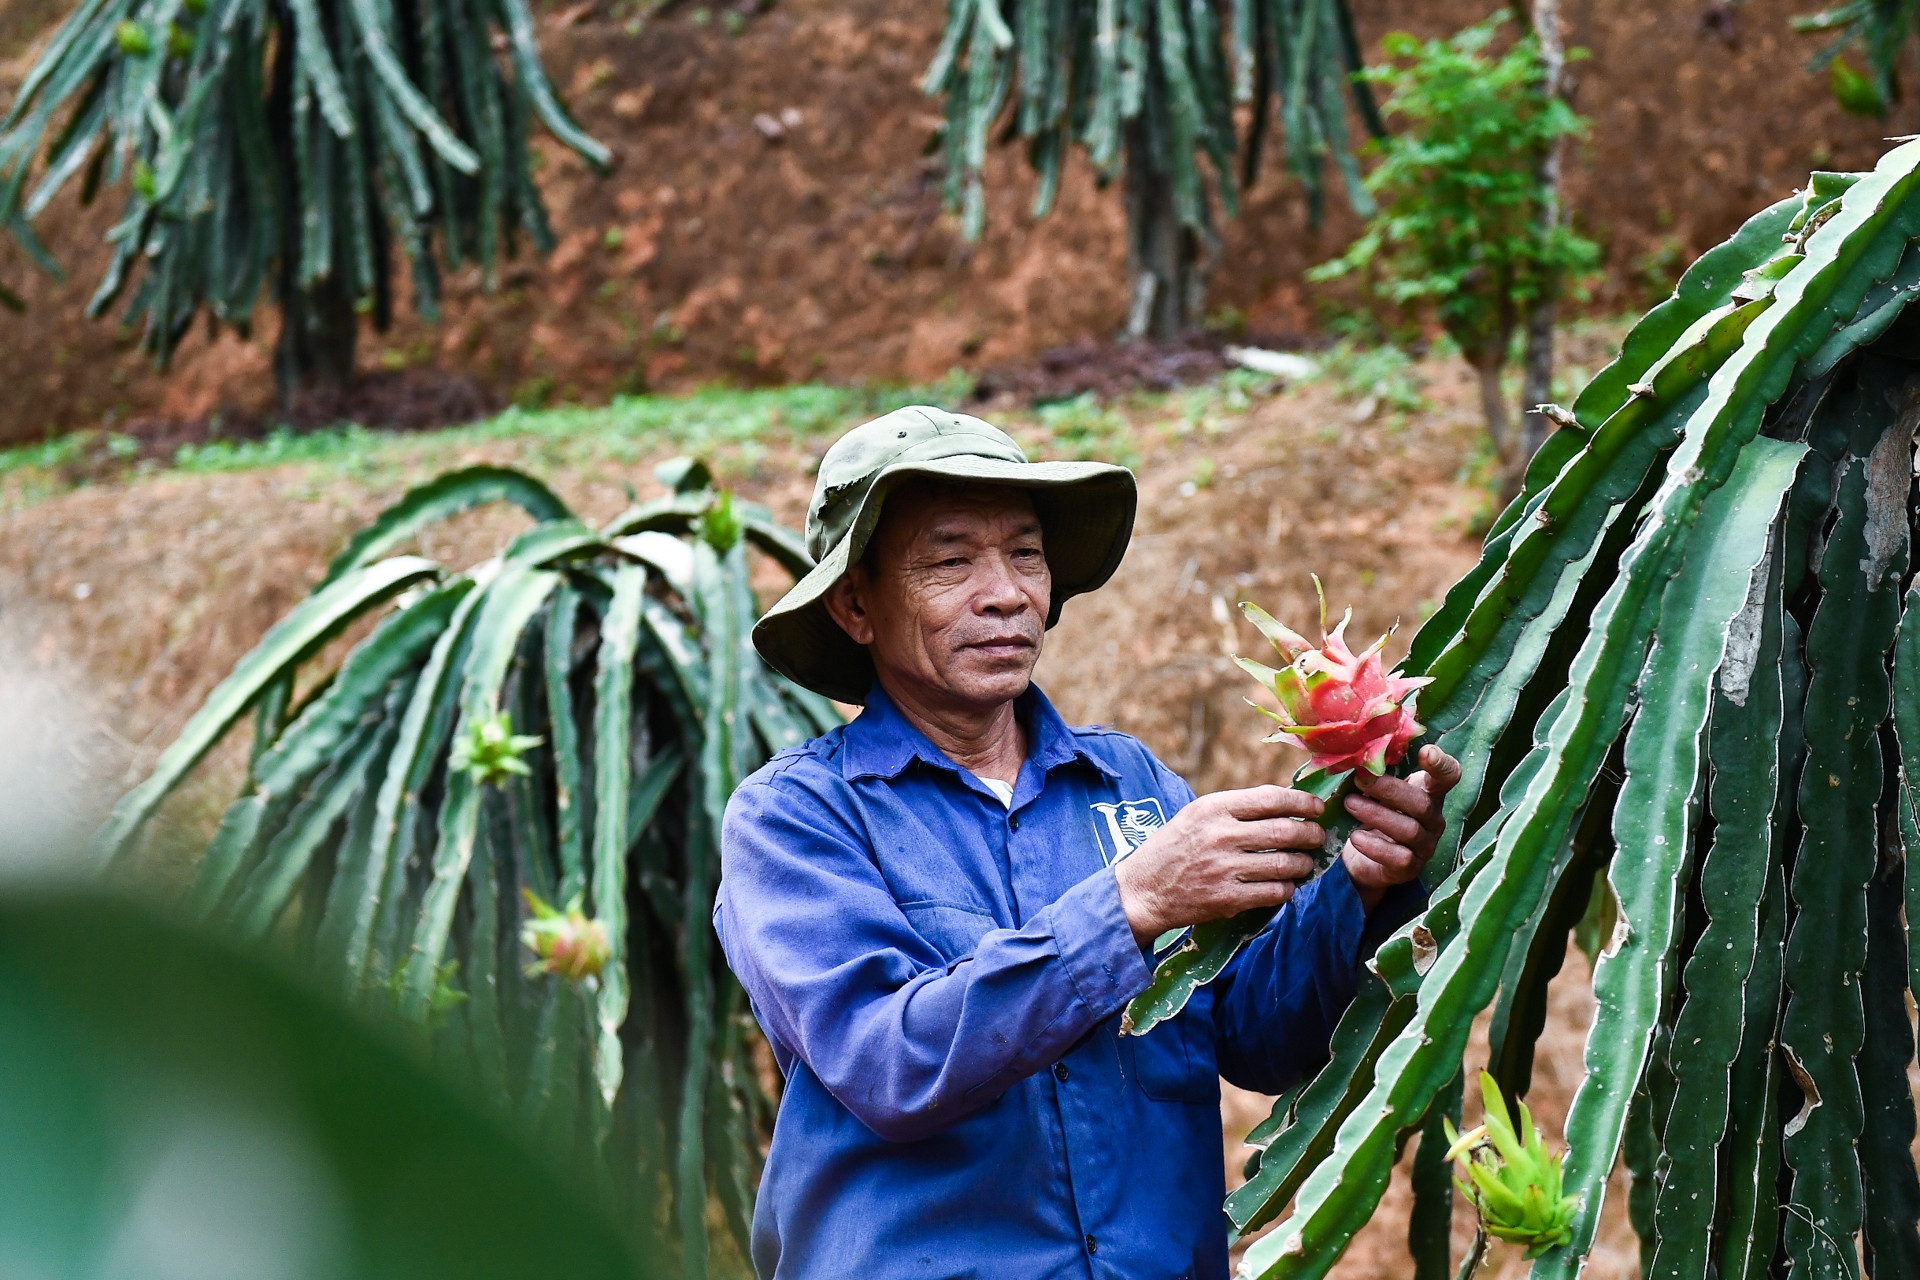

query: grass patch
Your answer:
[0,377,982,506]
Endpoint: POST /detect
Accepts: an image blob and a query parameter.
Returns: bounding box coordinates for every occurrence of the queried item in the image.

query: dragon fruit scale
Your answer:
[1234,581,1432,778]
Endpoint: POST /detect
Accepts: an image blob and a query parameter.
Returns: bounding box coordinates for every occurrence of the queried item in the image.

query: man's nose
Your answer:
[975,554,1030,614]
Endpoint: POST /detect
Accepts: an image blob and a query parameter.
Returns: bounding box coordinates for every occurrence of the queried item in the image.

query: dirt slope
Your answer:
[0,0,1897,445]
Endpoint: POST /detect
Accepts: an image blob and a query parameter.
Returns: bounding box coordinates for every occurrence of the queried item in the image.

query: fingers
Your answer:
[1217,785,1327,822]
[1346,828,1422,879]
[1342,792,1425,845]
[1417,744,1464,794]
[1233,851,1317,884]
[1233,817,1326,853]
[1351,770,1446,832]
[1226,879,1300,913]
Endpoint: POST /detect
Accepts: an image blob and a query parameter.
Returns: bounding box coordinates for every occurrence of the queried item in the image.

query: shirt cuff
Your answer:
[1313,858,1430,968]
[1049,867,1155,1018]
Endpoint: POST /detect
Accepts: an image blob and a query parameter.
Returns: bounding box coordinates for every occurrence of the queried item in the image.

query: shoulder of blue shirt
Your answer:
[735,719,1169,792]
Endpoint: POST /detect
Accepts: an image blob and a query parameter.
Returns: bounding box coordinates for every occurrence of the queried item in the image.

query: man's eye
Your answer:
[939,557,968,568]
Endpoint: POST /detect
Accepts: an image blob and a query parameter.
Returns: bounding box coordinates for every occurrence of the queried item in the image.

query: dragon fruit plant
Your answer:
[1224,145,1920,1280]
[88,459,836,1279]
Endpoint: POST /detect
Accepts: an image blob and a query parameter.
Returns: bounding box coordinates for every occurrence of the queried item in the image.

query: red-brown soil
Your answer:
[0,0,1901,447]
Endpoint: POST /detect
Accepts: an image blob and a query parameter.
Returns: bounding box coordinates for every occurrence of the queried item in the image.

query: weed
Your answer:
[1032,393,1138,467]
[1313,340,1429,414]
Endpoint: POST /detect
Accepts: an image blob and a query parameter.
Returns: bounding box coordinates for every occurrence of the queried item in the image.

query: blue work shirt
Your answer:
[716,684,1422,1280]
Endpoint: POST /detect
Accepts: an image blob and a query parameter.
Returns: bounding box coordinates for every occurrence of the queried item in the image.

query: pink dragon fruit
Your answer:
[520,889,612,983]
[1235,581,1432,777]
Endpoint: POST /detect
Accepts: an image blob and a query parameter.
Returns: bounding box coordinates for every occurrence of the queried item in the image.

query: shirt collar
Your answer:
[841,682,1120,784]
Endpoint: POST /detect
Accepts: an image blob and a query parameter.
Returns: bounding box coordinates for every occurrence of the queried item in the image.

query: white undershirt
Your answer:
[976,776,1015,808]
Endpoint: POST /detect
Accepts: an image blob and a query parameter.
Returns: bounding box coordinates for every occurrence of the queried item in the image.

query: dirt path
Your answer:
[0,355,1638,1273]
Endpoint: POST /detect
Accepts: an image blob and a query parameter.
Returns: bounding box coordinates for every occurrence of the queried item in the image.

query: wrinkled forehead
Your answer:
[869,479,1043,557]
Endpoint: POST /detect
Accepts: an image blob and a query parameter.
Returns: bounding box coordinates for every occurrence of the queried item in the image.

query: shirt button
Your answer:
[1053,1062,1070,1082]
[1009,813,1021,831]
[1085,1234,1098,1255]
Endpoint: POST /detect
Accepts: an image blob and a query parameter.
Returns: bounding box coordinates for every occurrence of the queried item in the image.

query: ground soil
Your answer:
[0,339,1646,1274]
[0,0,1902,447]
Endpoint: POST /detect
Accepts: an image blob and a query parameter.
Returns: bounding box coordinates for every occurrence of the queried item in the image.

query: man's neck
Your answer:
[878,679,1028,786]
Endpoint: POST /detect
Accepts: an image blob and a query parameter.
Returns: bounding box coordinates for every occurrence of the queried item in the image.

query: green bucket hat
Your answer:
[752,405,1137,704]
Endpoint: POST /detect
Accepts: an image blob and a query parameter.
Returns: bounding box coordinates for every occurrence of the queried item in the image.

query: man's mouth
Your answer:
[961,635,1037,657]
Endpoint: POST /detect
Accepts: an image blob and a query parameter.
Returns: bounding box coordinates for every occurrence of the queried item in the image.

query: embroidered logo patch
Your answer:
[1090,798,1168,866]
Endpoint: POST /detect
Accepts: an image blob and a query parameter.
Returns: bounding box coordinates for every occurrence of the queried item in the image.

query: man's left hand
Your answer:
[1341,744,1463,911]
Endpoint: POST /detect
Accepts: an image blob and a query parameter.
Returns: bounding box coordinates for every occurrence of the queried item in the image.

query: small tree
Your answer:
[1309,18,1596,469]
[0,0,610,404]
[923,0,1381,339]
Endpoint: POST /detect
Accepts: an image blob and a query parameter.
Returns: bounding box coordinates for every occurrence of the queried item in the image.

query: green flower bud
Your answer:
[1444,1071,1579,1260]
[701,488,742,554]
[451,709,544,788]
[114,21,154,56]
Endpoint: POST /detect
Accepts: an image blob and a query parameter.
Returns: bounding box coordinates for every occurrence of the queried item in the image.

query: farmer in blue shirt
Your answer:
[719,407,1460,1280]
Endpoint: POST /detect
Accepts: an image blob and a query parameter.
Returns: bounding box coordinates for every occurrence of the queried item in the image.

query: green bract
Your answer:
[1229,139,1920,1279]
[90,460,837,1280]
[1444,1072,1577,1261]
[452,709,543,787]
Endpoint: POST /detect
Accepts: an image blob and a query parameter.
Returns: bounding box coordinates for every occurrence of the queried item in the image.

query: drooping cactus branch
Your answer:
[1227,141,1920,1278]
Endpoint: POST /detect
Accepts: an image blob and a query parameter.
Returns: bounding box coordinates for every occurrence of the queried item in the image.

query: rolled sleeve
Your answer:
[718,777,1153,1143]
[1050,864,1155,1019]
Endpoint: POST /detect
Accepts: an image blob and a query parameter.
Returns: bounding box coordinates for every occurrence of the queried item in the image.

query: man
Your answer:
[718,406,1461,1280]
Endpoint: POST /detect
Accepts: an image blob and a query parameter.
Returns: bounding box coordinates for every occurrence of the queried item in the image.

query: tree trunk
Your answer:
[1516,0,1575,463]
[274,274,358,409]
[1122,118,1204,340]
[1476,357,1513,463]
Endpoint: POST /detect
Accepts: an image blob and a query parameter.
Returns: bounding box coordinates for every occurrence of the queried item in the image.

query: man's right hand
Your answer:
[1111,786,1326,947]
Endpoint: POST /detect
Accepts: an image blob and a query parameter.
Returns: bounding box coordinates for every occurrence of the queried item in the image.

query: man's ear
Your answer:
[823,571,876,646]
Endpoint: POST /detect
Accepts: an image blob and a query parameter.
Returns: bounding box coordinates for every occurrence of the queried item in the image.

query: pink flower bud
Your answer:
[520,889,611,983]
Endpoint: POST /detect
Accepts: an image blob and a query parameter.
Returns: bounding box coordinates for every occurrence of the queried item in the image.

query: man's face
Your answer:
[824,481,1051,713]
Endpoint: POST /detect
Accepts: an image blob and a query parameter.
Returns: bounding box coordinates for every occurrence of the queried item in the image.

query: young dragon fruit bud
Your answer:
[1443,1071,1578,1259]
[520,889,611,983]
[1234,577,1432,777]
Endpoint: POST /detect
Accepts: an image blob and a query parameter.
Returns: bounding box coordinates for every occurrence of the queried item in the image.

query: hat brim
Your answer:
[751,457,1138,704]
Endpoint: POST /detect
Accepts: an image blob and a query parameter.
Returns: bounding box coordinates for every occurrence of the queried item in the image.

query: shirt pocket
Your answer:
[898,900,996,965]
[1125,1000,1220,1105]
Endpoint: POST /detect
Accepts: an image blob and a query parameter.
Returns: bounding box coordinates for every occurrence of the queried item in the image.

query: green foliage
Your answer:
[1794,0,1915,119]
[0,889,658,1280]
[1309,18,1598,374]
[923,0,1379,239]
[1311,337,1429,413]
[0,0,609,372]
[1223,143,1920,1277]
[91,460,837,1279]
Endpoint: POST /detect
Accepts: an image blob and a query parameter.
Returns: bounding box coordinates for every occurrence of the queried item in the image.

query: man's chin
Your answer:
[942,658,1038,707]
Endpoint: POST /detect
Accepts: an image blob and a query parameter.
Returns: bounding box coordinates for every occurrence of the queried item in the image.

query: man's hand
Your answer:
[1111,786,1326,946]
[1341,744,1464,911]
